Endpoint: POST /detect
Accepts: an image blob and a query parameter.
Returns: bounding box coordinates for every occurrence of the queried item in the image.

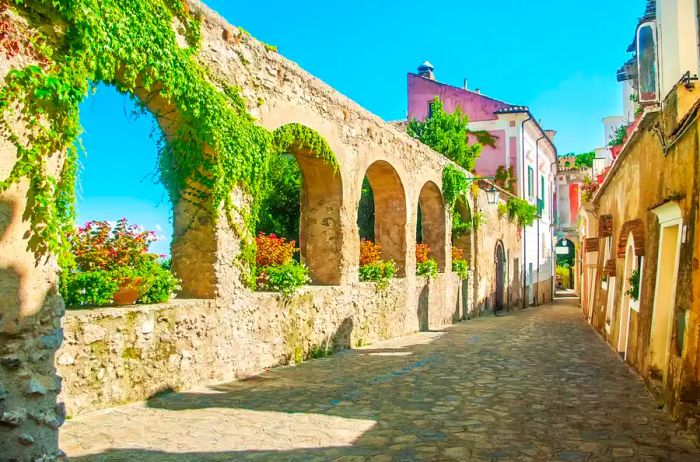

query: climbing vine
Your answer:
[0,1,336,283]
[441,165,470,213]
[497,197,538,228]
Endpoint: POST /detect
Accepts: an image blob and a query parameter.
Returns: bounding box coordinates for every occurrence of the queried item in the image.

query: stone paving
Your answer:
[61,299,700,461]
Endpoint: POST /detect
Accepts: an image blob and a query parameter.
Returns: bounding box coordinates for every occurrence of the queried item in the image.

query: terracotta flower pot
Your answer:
[112,277,144,306]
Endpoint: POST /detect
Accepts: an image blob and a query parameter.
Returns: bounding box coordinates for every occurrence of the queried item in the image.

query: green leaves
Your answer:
[500,197,538,228]
[407,97,483,171]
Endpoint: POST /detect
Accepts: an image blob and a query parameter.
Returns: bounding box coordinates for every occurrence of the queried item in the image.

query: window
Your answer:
[427,100,434,118]
[527,166,534,199]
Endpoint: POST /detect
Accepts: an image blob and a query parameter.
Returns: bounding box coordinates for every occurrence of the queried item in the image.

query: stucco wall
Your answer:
[585,84,700,434]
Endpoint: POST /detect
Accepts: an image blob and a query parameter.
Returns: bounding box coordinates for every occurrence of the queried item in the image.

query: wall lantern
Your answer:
[486,185,500,205]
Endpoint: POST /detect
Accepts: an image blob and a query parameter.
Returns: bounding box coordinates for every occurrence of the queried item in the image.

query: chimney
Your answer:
[463,78,468,90]
[417,61,435,80]
[475,88,481,94]
[545,130,557,141]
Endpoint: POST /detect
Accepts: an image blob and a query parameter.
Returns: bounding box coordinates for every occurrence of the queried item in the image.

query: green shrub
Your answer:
[62,270,119,308]
[258,261,310,295]
[626,268,640,301]
[139,261,182,304]
[417,259,438,278]
[452,259,469,280]
[359,260,397,289]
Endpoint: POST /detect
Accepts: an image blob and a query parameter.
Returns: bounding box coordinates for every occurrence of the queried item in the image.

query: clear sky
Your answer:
[77,0,642,255]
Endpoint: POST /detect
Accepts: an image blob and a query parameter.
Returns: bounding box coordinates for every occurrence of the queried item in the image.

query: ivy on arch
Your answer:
[0,0,338,284]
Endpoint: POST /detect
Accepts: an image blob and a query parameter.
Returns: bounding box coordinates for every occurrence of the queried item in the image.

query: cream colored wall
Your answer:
[658,0,700,100]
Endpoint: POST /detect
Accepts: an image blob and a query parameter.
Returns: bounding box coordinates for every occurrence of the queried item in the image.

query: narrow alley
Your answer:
[62,300,700,461]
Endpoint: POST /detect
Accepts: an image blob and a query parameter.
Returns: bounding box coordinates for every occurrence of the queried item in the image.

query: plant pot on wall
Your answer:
[112,277,145,306]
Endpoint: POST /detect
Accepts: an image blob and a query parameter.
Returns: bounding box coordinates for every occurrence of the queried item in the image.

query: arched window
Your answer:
[417,181,447,272]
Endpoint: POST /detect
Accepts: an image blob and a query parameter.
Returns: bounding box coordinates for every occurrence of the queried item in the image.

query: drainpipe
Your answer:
[521,114,532,309]
[535,134,546,306]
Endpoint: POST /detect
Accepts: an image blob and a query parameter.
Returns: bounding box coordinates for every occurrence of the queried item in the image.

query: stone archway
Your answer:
[271,124,343,285]
[495,241,506,313]
[417,181,447,272]
[362,161,408,276]
[453,197,473,263]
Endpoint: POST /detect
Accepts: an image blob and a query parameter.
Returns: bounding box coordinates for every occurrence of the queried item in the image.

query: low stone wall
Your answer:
[58,276,460,417]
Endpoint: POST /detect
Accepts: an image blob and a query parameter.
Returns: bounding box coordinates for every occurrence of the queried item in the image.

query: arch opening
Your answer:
[259,125,343,285]
[359,161,407,277]
[417,181,447,272]
[453,196,473,263]
[495,241,506,312]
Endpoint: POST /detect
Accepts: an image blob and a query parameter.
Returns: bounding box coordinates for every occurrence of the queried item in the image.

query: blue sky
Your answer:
[77,0,641,255]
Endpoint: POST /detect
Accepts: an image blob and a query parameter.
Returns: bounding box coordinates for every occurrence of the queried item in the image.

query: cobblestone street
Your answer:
[61,300,700,461]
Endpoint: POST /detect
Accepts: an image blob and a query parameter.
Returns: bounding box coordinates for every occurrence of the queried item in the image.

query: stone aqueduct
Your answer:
[0,1,522,458]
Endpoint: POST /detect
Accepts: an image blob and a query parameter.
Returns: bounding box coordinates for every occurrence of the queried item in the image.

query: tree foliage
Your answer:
[574,151,595,169]
[407,97,483,171]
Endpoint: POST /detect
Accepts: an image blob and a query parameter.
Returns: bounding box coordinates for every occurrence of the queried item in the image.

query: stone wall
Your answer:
[57,277,460,417]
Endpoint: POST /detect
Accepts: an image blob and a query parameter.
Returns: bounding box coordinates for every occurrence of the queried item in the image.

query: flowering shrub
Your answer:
[451,246,469,280]
[416,243,438,278]
[255,232,308,295]
[415,243,431,264]
[60,219,180,308]
[255,232,297,267]
[258,261,310,295]
[359,239,382,266]
[359,261,397,289]
[359,240,396,288]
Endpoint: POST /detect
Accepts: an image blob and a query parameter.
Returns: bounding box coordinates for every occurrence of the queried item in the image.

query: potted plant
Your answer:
[61,219,180,308]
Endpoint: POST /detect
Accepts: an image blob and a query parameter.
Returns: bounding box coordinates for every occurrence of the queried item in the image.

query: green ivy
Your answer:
[0,1,336,284]
[499,197,538,228]
[271,123,338,170]
[441,165,469,213]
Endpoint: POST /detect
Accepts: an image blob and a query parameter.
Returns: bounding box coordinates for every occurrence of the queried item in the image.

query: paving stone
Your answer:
[60,300,700,461]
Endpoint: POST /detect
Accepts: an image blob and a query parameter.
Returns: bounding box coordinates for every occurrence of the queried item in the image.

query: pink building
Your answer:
[407,62,558,306]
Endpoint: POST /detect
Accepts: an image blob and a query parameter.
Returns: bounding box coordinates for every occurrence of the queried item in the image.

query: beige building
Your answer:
[578,0,700,437]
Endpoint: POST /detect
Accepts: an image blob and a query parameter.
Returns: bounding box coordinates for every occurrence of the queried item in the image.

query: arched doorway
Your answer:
[617,232,640,359]
[495,241,506,313]
[556,238,576,289]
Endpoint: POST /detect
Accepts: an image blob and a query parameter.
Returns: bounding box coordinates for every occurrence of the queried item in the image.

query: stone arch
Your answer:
[453,196,473,262]
[362,160,407,276]
[271,123,343,285]
[417,181,447,272]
